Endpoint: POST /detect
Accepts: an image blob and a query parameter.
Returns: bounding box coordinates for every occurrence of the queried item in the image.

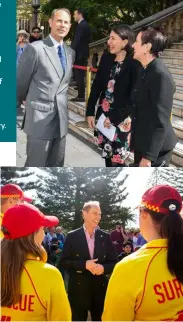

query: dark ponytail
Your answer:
[145,199,183,284]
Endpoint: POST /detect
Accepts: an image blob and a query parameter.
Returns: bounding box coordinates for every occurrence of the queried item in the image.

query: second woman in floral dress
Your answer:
[86,24,141,167]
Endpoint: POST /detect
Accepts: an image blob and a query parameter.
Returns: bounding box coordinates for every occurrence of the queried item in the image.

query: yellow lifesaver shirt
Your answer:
[102,239,183,321]
[1,256,71,321]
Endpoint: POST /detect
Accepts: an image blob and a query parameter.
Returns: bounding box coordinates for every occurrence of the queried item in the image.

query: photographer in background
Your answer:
[29,26,42,43]
[16,30,29,66]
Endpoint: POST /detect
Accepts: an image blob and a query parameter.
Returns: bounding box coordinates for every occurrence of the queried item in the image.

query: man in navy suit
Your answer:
[71,8,91,102]
[60,201,117,321]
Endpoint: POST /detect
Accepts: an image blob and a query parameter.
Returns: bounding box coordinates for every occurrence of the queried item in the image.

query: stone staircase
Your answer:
[162,41,183,166]
[67,42,183,167]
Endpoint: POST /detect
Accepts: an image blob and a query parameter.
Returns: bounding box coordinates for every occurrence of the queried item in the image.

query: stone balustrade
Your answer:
[88,1,183,68]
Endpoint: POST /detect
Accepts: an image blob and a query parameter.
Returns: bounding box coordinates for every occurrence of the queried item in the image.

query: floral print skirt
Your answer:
[94,114,131,166]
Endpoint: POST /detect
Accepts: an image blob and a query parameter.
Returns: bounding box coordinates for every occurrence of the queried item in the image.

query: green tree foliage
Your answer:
[147,168,183,198]
[1,167,135,230]
[35,167,135,230]
[41,0,180,41]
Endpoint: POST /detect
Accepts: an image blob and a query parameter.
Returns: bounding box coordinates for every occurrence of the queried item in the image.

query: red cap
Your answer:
[0,184,32,202]
[141,185,182,215]
[2,203,59,240]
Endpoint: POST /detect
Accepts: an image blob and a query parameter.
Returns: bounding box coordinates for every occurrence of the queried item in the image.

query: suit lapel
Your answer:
[62,43,72,81]
[80,227,91,259]
[94,229,104,259]
[43,36,63,80]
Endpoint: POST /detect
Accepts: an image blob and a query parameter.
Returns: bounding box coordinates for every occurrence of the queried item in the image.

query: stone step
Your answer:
[172,115,183,139]
[68,100,183,167]
[171,43,183,50]
[162,56,183,66]
[163,49,183,57]
[172,74,183,87]
[174,87,183,101]
[172,99,183,117]
[167,64,183,76]
[68,109,95,145]
[69,87,183,119]
[172,139,183,167]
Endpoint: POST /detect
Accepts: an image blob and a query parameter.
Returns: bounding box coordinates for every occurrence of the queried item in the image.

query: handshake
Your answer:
[85,258,104,275]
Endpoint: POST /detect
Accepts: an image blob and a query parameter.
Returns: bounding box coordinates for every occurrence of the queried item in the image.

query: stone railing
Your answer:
[88,1,183,67]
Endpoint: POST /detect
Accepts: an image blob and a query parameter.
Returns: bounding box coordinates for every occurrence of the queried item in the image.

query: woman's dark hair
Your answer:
[144,198,183,284]
[111,24,135,53]
[140,27,167,57]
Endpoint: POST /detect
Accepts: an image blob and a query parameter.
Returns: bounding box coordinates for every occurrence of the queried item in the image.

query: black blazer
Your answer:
[86,52,141,126]
[60,227,117,309]
[71,20,91,61]
[130,58,177,161]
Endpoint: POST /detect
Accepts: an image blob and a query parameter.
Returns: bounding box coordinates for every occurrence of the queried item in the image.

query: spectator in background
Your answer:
[50,237,64,275]
[132,230,140,249]
[110,222,128,255]
[29,26,42,43]
[137,232,147,246]
[56,226,65,243]
[71,8,91,102]
[46,227,57,244]
[118,241,133,261]
[16,30,29,66]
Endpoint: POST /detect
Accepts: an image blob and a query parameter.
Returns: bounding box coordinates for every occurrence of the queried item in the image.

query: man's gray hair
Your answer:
[82,201,100,212]
[50,8,71,21]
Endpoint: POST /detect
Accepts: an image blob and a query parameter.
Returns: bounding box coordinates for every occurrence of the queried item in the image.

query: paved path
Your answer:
[17,108,105,167]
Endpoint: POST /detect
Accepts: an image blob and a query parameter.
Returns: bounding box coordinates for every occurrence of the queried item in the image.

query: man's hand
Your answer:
[86,259,98,272]
[139,158,151,167]
[91,264,104,275]
[104,117,111,128]
[87,116,95,129]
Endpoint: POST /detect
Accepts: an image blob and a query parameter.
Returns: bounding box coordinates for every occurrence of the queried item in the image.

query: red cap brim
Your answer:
[43,216,59,227]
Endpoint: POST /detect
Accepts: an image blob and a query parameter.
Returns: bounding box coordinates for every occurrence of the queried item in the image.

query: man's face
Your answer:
[83,206,101,229]
[116,224,121,230]
[18,34,26,42]
[32,29,41,39]
[49,10,71,40]
[73,10,80,22]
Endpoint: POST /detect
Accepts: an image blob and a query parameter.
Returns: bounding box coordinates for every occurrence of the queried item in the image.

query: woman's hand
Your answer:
[104,117,111,128]
[87,116,95,129]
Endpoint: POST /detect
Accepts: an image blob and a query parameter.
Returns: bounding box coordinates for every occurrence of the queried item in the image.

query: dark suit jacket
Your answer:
[71,20,91,61]
[86,52,141,126]
[60,227,117,309]
[130,58,177,161]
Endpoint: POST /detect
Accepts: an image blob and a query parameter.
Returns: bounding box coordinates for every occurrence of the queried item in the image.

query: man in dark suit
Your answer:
[60,201,117,321]
[71,8,91,102]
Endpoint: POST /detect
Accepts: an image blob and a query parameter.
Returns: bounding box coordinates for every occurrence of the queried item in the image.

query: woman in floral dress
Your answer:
[86,24,141,166]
